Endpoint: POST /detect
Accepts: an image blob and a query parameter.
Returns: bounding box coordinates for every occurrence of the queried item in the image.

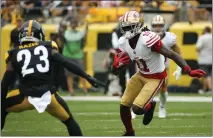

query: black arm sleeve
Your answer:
[1,70,16,104]
[51,52,89,79]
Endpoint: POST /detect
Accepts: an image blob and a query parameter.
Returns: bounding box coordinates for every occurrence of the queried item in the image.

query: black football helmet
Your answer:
[19,20,45,43]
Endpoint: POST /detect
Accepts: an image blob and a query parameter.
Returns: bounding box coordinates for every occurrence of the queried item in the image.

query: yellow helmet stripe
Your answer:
[28,20,33,36]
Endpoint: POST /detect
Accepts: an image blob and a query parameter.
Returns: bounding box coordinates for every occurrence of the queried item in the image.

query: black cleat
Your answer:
[143,101,156,125]
[122,131,135,136]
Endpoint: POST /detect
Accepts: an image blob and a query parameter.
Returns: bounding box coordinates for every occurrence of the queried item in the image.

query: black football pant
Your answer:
[1,89,82,136]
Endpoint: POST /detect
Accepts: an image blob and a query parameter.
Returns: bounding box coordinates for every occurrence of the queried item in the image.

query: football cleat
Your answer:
[143,101,156,125]
[122,131,135,136]
[158,106,166,118]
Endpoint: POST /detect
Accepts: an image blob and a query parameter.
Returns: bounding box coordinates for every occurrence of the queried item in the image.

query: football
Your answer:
[118,51,129,59]
[117,52,130,69]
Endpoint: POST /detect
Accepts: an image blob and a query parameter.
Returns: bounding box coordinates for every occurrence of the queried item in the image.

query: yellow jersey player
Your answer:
[112,11,206,136]
[1,20,104,136]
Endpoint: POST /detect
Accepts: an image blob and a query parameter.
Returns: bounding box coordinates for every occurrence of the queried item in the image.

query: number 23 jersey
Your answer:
[6,41,58,96]
[118,31,167,79]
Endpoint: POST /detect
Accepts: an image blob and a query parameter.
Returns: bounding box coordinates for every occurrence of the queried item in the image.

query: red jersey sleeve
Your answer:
[151,40,163,52]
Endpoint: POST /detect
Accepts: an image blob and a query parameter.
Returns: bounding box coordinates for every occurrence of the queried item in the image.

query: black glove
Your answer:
[86,75,105,88]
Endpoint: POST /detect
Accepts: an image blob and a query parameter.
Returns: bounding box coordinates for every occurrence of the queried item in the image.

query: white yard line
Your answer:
[62,96,212,102]
[74,112,211,117]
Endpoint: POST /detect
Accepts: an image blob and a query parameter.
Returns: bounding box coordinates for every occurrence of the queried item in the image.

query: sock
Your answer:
[120,105,134,133]
[159,91,168,108]
[145,102,152,112]
[62,117,83,136]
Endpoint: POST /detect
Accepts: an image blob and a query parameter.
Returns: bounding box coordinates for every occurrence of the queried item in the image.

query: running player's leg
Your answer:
[2,89,34,130]
[120,72,144,135]
[132,77,164,125]
[159,76,168,118]
[46,93,82,136]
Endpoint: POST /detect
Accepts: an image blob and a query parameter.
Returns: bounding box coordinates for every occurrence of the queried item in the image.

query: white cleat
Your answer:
[131,111,136,119]
[158,107,166,118]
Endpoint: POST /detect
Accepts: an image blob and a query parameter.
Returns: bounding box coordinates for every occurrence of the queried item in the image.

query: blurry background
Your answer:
[1,0,212,136]
[1,0,212,95]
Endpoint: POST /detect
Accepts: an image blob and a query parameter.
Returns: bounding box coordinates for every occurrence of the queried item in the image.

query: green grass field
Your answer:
[2,98,212,136]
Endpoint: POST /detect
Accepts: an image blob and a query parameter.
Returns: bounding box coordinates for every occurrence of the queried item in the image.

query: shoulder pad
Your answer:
[39,41,59,51]
[39,41,51,47]
[168,32,177,46]
[51,41,59,51]
[142,31,160,47]
[118,36,126,45]
[118,36,126,52]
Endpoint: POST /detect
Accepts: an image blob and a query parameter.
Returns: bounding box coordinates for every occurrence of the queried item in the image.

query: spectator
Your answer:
[20,0,43,21]
[40,0,52,20]
[196,26,212,94]
[1,1,20,26]
[104,25,136,96]
[102,48,121,96]
[51,0,71,17]
[53,22,67,53]
[63,19,88,96]
[9,15,23,92]
[10,15,23,48]
[50,23,68,92]
[49,0,72,23]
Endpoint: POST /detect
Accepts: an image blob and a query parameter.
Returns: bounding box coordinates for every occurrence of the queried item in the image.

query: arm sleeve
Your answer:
[111,32,119,49]
[51,51,89,79]
[117,36,126,52]
[151,40,163,52]
[1,62,16,104]
[144,31,161,47]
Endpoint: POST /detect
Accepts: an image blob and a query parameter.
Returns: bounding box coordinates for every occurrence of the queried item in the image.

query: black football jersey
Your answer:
[6,41,59,97]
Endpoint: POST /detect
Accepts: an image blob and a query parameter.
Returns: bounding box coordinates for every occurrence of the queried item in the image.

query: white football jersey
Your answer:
[161,32,177,67]
[118,31,166,76]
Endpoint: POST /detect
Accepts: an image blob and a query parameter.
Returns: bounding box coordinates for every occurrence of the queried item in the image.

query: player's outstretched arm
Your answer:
[157,45,206,78]
[51,50,105,87]
[1,61,16,105]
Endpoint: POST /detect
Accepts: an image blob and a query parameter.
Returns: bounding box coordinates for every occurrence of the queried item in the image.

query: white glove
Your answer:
[173,66,182,80]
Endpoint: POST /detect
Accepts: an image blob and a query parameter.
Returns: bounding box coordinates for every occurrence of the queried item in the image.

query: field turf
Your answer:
[2,97,212,136]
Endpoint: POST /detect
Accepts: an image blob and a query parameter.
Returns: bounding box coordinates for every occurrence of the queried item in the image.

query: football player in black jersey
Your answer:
[1,20,104,136]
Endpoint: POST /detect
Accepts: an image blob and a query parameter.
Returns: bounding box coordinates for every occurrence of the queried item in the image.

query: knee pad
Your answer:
[132,104,145,115]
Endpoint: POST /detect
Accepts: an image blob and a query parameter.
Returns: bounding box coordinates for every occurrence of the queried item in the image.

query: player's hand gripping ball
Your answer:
[113,52,130,69]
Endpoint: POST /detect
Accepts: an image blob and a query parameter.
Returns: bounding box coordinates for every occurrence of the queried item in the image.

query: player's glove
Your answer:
[86,75,105,88]
[184,65,206,78]
[173,66,182,80]
[113,52,130,69]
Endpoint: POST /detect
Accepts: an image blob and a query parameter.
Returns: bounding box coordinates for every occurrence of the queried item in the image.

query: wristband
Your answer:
[184,65,191,73]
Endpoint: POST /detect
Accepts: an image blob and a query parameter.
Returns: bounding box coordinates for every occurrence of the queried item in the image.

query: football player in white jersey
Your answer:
[151,15,182,118]
[112,11,206,136]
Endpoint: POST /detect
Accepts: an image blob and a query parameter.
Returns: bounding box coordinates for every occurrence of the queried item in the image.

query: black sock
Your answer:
[1,109,8,130]
[62,117,83,136]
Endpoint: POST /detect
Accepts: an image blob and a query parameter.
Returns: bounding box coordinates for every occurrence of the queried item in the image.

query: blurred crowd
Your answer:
[1,0,212,26]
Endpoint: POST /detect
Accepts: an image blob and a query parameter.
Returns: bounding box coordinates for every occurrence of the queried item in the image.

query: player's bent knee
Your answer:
[120,98,132,107]
[132,104,145,115]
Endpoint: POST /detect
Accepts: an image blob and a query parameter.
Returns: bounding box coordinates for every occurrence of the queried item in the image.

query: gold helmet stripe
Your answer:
[28,20,33,36]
